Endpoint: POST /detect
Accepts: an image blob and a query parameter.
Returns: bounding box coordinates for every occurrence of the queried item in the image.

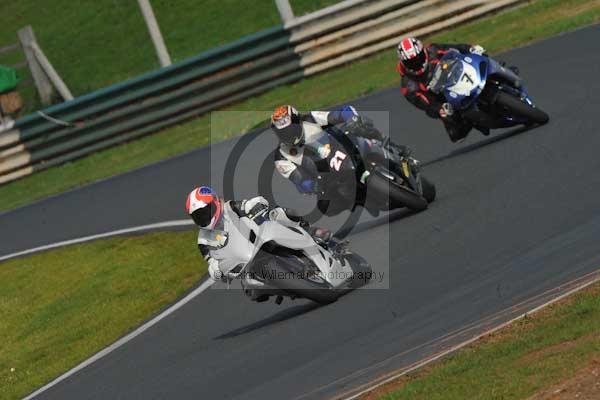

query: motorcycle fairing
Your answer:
[212,202,354,288]
[430,50,538,126]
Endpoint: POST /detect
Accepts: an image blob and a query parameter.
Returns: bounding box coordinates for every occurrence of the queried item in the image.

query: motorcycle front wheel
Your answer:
[367,170,428,211]
[495,91,549,125]
[264,259,339,305]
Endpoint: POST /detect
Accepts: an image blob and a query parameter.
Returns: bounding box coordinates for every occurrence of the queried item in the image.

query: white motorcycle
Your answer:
[203,202,372,305]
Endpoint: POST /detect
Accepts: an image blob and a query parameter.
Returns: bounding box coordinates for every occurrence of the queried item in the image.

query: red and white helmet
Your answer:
[397,37,428,76]
[185,186,221,228]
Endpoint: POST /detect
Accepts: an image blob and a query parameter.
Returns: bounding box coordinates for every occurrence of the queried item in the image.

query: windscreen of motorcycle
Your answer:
[428,59,462,93]
[430,59,481,95]
[447,60,481,96]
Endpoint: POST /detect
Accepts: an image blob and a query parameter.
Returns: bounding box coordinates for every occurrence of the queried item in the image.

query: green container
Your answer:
[0,65,19,94]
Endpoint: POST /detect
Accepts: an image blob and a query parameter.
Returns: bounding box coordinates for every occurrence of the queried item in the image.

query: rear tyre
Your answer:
[421,176,436,203]
[495,91,549,125]
[367,170,428,212]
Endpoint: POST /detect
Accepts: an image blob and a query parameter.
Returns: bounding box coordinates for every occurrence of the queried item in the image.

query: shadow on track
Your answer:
[423,125,537,167]
[335,207,419,239]
[328,125,541,239]
[214,302,321,339]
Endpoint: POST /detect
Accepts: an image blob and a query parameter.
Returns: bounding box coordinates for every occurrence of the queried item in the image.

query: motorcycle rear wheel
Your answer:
[495,91,549,125]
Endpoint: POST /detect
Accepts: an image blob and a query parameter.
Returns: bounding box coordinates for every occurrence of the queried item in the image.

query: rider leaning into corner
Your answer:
[396,37,520,143]
[185,186,331,283]
[271,104,412,216]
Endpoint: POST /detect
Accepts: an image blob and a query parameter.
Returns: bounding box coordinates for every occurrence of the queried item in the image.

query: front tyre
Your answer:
[264,260,338,305]
[367,170,428,211]
[495,91,549,125]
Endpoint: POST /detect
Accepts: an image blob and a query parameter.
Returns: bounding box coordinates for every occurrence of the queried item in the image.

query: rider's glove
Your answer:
[298,179,316,194]
[207,257,224,282]
[469,45,485,55]
[339,105,359,122]
[439,103,454,118]
[242,196,269,217]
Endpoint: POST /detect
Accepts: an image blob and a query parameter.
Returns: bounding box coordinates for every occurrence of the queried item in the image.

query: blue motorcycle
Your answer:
[428,50,549,132]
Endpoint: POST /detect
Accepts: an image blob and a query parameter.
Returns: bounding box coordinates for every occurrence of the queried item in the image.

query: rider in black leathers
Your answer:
[270,105,411,216]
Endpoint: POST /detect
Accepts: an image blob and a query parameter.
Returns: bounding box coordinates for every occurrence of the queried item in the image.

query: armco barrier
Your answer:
[0,0,525,185]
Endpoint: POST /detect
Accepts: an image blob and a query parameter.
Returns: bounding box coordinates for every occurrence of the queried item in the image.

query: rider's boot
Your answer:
[444,117,471,143]
[475,125,490,136]
[363,203,381,217]
[327,237,351,257]
[384,138,412,158]
[396,143,412,158]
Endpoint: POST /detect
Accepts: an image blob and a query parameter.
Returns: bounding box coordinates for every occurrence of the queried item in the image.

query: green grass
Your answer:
[0,230,205,400]
[1,0,600,213]
[372,282,600,400]
[0,0,337,112]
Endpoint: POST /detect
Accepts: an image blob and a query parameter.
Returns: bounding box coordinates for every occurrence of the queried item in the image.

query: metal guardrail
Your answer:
[0,0,526,185]
[295,0,526,75]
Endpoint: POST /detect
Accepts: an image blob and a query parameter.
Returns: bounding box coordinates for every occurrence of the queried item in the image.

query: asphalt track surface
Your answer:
[3,25,600,399]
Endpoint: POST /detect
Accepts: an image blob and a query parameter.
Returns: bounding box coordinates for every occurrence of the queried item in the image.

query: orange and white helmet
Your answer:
[271,105,304,145]
[185,186,222,228]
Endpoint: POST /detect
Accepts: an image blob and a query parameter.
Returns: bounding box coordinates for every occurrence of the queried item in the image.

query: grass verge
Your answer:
[362,280,600,400]
[1,0,600,213]
[0,0,336,113]
[0,230,205,400]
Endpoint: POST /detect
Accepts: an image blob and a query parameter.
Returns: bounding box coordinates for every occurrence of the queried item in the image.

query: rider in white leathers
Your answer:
[185,186,329,282]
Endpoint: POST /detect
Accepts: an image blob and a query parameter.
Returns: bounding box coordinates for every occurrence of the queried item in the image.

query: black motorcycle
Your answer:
[304,121,436,217]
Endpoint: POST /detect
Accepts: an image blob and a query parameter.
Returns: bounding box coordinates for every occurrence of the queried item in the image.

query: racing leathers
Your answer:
[273,107,410,215]
[198,196,329,282]
[397,43,485,142]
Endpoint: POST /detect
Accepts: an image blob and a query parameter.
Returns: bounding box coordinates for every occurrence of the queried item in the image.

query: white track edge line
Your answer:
[22,277,214,400]
[10,225,598,398]
[343,272,600,400]
[0,219,194,262]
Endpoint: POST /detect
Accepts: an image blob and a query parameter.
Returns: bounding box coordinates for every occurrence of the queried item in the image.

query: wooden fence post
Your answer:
[137,0,172,67]
[275,0,295,24]
[29,41,73,101]
[17,26,53,105]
